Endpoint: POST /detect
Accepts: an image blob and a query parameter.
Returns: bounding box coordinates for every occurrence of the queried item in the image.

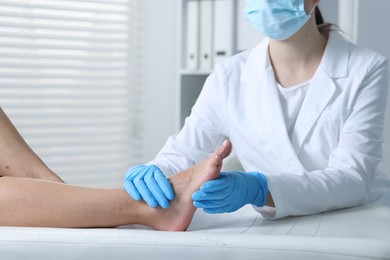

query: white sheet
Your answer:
[1,176,390,260]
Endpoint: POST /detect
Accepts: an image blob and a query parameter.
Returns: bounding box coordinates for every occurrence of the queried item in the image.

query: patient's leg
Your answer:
[0,141,231,230]
[0,177,132,228]
[0,108,64,182]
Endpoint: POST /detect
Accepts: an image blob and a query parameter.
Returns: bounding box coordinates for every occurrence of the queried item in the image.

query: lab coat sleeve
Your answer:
[255,57,389,220]
[149,65,230,177]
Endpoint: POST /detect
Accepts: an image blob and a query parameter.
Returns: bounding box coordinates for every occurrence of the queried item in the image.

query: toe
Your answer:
[209,140,232,169]
[219,140,232,159]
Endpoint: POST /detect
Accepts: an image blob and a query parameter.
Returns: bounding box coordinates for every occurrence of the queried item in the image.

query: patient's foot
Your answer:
[148,140,232,231]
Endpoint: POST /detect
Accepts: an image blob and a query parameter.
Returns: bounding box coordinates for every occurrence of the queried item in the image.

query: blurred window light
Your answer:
[0,0,144,187]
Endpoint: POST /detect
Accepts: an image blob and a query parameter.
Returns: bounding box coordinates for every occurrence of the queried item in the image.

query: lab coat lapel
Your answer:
[291,32,349,152]
[241,39,298,163]
[291,71,336,152]
[261,67,298,162]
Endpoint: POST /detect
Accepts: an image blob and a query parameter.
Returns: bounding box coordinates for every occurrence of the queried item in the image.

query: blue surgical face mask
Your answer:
[244,0,317,40]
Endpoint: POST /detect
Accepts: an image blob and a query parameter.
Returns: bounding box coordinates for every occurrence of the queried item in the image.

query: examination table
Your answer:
[1,158,390,260]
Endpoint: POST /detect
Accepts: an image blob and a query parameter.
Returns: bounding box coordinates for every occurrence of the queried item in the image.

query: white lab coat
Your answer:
[151,32,389,219]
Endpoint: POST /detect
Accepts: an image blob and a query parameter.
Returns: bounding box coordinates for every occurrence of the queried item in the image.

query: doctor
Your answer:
[123,0,389,219]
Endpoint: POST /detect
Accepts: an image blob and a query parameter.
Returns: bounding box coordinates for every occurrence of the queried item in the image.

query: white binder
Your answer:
[213,0,234,66]
[237,0,265,52]
[199,0,214,70]
[186,0,200,70]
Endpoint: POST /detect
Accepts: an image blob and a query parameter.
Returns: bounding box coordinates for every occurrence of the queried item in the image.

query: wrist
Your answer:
[248,172,268,207]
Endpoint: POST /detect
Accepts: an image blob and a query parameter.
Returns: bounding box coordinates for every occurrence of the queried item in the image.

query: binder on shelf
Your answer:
[213,0,234,66]
[199,0,214,70]
[237,0,265,52]
[186,0,200,70]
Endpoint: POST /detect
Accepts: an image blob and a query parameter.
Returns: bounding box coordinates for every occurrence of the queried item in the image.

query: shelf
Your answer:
[177,0,264,130]
[179,69,213,75]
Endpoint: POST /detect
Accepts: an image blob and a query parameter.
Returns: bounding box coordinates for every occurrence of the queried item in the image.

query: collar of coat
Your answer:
[241,31,349,85]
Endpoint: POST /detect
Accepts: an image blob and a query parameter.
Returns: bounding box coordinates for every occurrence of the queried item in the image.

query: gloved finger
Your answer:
[123,179,142,201]
[134,176,158,208]
[200,172,234,192]
[193,199,230,209]
[191,190,206,201]
[192,188,231,201]
[154,171,174,200]
[203,207,226,214]
[124,167,134,180]
[199,177,231,192]
[144,172,170,209]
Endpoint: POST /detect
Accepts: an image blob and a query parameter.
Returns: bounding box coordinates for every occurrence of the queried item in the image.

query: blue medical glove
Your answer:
[192,171,268,213]
[123,164,174,208]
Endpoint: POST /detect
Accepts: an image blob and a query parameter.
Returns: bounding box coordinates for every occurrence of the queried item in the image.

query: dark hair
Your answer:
[315,6,325,25]
[314,6,339,34]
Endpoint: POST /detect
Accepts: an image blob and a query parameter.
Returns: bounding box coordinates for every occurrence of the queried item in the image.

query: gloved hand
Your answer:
[192,171,268,213]
[123,164,174,208]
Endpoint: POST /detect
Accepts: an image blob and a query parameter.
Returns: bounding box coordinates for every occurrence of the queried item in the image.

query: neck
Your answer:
[268,17,328,87]
[269,17,327,68]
